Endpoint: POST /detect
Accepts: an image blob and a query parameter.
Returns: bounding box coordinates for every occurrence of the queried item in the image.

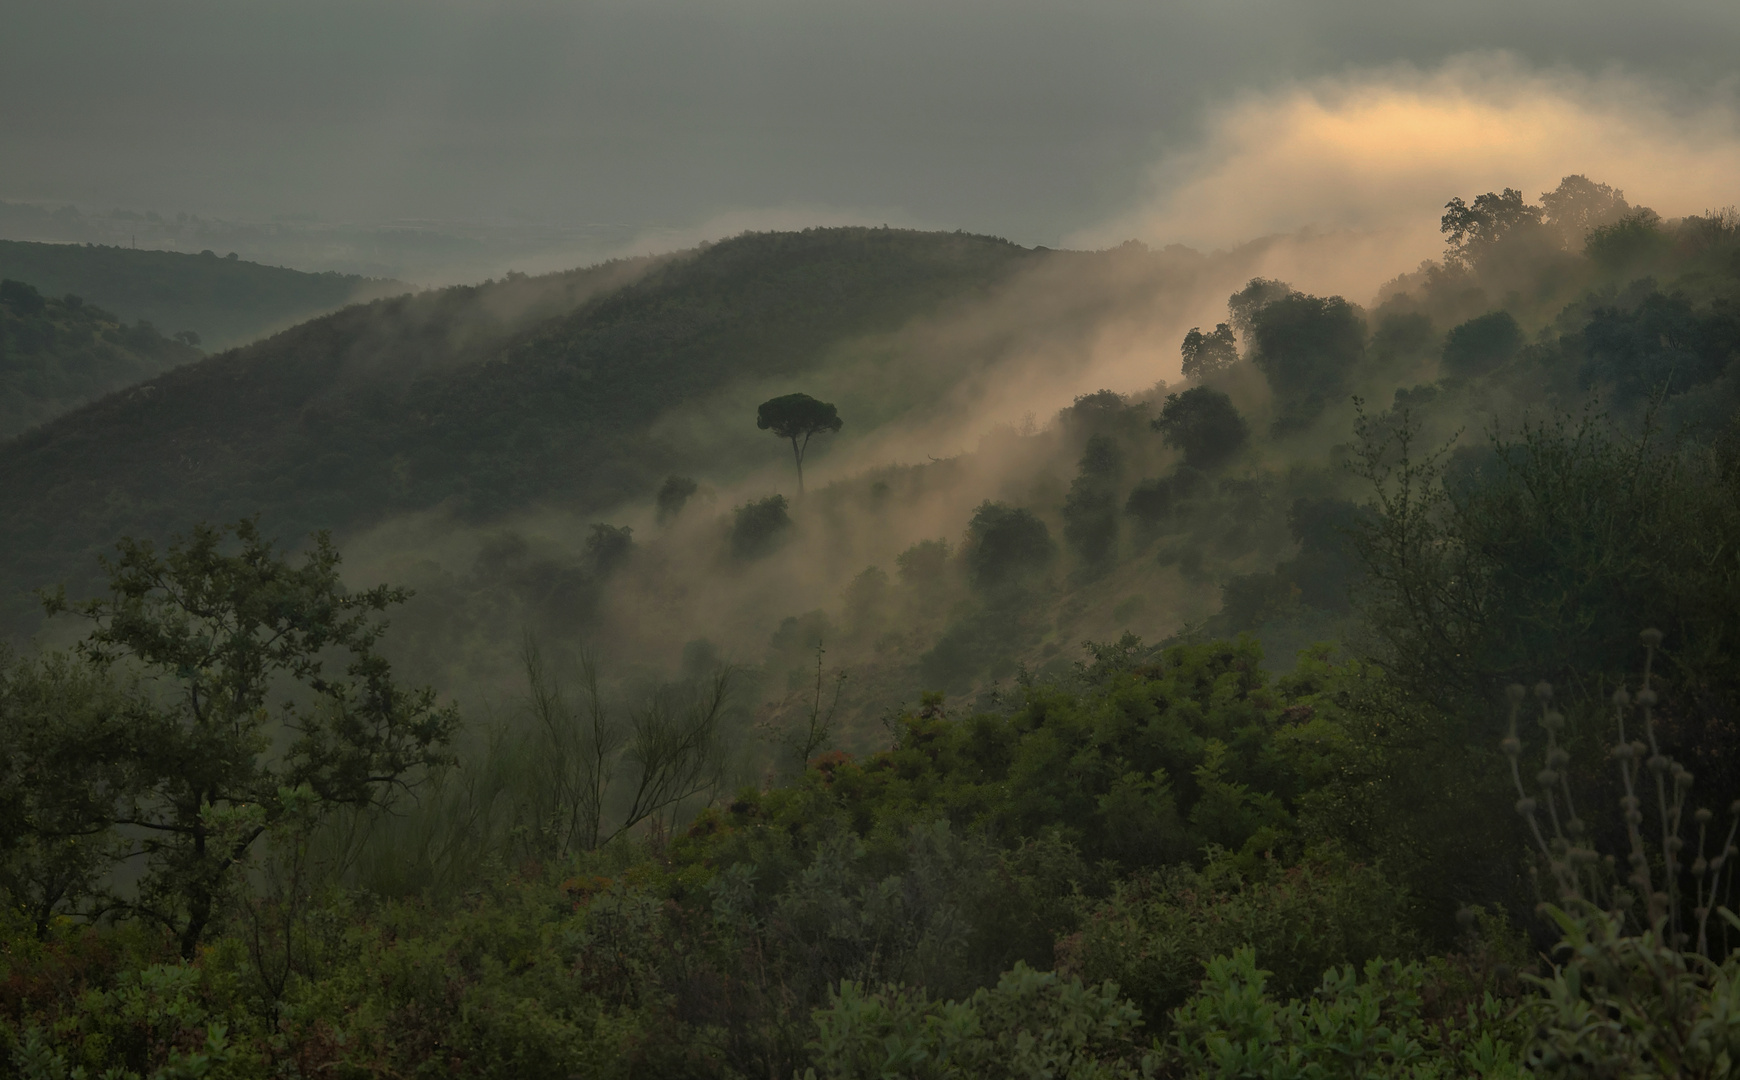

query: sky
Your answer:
[3,0,1739,267]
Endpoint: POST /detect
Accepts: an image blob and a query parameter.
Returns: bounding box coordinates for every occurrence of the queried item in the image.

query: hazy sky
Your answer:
[3,0,1739,249]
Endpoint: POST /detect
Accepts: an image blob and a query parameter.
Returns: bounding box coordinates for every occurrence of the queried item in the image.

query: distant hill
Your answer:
[0,240,408,351]
[0,228,1044,631]
[0,278,202,439]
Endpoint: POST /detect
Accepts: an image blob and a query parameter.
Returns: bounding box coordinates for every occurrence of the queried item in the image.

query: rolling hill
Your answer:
[0,240,407,351]
[0,228,1048,633]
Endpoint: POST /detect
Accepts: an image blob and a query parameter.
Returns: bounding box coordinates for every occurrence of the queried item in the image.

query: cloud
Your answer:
[1075,53,1740,300]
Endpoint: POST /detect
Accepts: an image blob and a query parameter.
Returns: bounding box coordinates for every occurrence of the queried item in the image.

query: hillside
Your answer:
[0,228,1046,633]
[0,278,202,439]
[0,240,406,350]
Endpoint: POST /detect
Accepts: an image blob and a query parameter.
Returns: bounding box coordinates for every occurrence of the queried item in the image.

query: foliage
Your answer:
[1060,847,1420,1026]
[962,502,1056,590]
[1151,388,1248,470]
[1442,189,1544,262]
[1349,404,1740,734]
[1180,324,1238,381]
[731,494,793,560]
[1250,294,1366,425]
[28,520,456,957]
[0,279,200,439]
[1163,947,1525,1079]
[1442,312,1523,379]
[1523,906,1740,1079]
[758,392,844,494]
[805,963,1157,1080]
[1063,436,1124,571]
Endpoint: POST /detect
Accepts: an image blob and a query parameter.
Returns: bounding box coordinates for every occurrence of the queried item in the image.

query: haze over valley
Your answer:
[4,5,1740,1076]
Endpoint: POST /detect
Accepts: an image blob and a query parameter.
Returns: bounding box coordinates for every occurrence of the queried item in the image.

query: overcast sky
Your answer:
[3,0,1738,250]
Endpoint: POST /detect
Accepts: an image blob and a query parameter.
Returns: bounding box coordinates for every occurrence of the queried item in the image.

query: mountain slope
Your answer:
[0,279,202,438]
[0,240,407,350]
[0,228,1042,631]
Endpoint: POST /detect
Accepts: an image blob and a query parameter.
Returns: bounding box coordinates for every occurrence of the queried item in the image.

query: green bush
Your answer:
[1059,848,1419,1026]
[805,963,1157,1080]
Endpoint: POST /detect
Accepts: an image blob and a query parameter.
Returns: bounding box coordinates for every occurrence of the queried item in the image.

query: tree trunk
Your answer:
[790,436,805,495]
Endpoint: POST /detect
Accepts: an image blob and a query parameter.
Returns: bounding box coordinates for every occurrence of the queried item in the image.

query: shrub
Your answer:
[731,494,792,560]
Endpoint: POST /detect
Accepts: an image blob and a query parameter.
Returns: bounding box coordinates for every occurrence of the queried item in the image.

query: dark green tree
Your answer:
[1152,387,1248,470]
[1180,323,1238,380]
[1227,278,1295,342]
[732,494,793,560]
[757,392,843,495]
[1249,294,1365,425]
[1441,311,1523,379]
[1062,435,1124,570]
[1440,188,1543,262]
[39,519,458,957]
[963,502,1056,590]
[1540,174,1631,247]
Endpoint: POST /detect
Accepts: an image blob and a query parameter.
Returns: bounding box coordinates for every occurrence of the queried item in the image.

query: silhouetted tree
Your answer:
[731,494,792,560]
[757,392,842,495]
[1541,174,1631,247]
[963,502,1056,590]
[1062,434,1124,570]
[656,475,698,523]
[1227,278,1296,344]
[1152,387,1248,469]
[585,522,634,575]
[36,520,457,957]
[1249,294,1365,425]
[1441,311,1522,378]
[1180,323,1238,380]
[1441,188,1543,262]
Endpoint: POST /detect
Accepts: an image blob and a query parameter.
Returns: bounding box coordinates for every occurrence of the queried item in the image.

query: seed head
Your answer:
[1648,754,1671,773]
[1515,797,1538,816]
[1542,711,1565,732]
[1640,628,1663,648]
[1613,743,1635,760]
[1534,681,1554,702]
[1694,858,1709,875]
[1676,771,1694,788]
[1612,687,1631,708]
[1636,688,1658,707]
[1547,748,1570,768]
[1696,808,1714,825]
[1456,907,1477,928]
[1537,769,1560,786]
[1506,684,1527,703]
[1567,818,1586,836]
[1621,796,1641,811]
[1501,737,1522,758]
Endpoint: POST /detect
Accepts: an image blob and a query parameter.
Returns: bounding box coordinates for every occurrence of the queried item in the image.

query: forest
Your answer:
[4,176,1740,1078]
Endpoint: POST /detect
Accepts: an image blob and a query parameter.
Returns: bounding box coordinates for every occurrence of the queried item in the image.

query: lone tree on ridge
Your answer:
[757,392,842,495]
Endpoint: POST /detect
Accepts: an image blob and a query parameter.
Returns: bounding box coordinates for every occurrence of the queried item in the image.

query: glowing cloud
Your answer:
[1077,53,1740,299]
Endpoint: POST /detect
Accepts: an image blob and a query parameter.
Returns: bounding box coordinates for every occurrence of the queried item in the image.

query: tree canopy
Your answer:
[757,392,843,494]
[1152,386,1249,470]
[32,519,457,956]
